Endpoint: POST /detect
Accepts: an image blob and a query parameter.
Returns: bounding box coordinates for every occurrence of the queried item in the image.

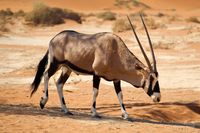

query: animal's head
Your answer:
[144,72,161,103]
[127,14,161,103]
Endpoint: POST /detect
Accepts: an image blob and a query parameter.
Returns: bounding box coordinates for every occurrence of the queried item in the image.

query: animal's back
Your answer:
[49,30,138,79]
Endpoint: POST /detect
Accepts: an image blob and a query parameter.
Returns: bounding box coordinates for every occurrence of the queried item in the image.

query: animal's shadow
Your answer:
[0,102,200,128]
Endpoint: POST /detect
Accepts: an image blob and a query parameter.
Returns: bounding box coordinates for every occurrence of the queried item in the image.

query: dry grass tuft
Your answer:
[145,18,160,29]
[152,41,174,50]
[114,0,150,9]
[97,11,116,21]
[156,12,165,17]
[186,17,200,24]
[25,2,81,26]
[0,16,9,32]
[112,18,134,32]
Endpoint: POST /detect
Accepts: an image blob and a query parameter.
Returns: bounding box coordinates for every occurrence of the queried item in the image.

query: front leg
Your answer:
[113,80,129,119]
[91,75,101,118]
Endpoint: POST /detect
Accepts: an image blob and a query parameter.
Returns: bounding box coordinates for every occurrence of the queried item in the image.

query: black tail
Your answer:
[30,50,49,97]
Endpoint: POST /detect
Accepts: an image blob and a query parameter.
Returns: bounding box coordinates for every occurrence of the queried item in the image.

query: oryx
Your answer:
[31,15,161,119]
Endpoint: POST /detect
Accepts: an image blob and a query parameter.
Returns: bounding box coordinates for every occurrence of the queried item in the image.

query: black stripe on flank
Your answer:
[60,60,94,75]
[54,57,118,82]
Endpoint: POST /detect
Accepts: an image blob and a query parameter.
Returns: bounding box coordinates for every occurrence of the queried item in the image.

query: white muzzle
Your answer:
[151,92,161,103]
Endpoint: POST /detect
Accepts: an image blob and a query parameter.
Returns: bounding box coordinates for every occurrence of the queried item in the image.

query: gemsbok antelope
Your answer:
[31,15,161,119]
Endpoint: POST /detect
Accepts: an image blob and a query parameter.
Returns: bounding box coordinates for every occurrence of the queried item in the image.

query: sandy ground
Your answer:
[0,0,200,133]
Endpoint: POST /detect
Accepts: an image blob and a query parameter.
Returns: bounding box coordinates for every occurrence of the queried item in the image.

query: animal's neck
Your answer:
[119,56,150,87]
[125,68,149,87]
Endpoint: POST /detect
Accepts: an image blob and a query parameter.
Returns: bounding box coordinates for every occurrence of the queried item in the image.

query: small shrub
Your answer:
[112,18,134,32]
[14,10,26,17]
[168,15,179,22]
[145,17,160,29]
[25,3,82,26]
[97,11,116,21]
[25,3,65,26]
[132,0,150,8]
[153,41,174,50]
[0,8,13,17]
[130,11,147,19]
[114,0,150,9]
[0,16,9,32]
[114,0,127,8]
[63,9,82,24]
[157,12,165,17]
[85,13,95,17]
[186,17,200,24]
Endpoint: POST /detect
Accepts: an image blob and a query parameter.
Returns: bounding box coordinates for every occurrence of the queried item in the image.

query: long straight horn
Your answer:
[140,14,157,72]
[127,15,152,71]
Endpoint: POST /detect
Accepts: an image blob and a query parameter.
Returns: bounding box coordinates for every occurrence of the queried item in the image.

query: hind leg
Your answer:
[56,67,72,115]
[91,75,101,118]
[40,62,58,109]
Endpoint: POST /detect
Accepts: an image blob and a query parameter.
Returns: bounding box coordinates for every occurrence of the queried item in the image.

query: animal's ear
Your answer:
[135,63,143,70]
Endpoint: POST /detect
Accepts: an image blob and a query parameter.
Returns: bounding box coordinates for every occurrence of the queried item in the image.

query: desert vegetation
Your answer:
[152,41,174,50]
[97,11,116,21]
[145,17,161,29]
[0,3,83,33]
[25,3,82,26]
[186,16,200,24]
[114,0,150,9]
[112,18,132,32]
[0,8,25,32]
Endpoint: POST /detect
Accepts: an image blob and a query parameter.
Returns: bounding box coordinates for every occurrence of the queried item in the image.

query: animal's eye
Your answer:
[155,72,159,77]
[135,64,142,70]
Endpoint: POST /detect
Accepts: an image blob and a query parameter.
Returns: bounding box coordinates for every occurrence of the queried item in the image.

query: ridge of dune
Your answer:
[0,0,115,12]
[0,0,200,12]
[141,0,200,10]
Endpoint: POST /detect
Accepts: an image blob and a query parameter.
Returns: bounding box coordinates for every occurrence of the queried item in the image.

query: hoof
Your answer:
[40,97,48,109]
[64,111,73,116]
[122,113,129,120]
[40,101,45,109]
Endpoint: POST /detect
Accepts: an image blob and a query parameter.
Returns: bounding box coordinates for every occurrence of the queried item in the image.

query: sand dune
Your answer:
[0,0,115,12]
[0,0,199,12]
[141,0,200,10]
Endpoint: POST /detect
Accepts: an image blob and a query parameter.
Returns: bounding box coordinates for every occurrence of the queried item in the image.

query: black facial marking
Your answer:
[62,97,66,105]
[153,81,160,93]
[147,76,153,96]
